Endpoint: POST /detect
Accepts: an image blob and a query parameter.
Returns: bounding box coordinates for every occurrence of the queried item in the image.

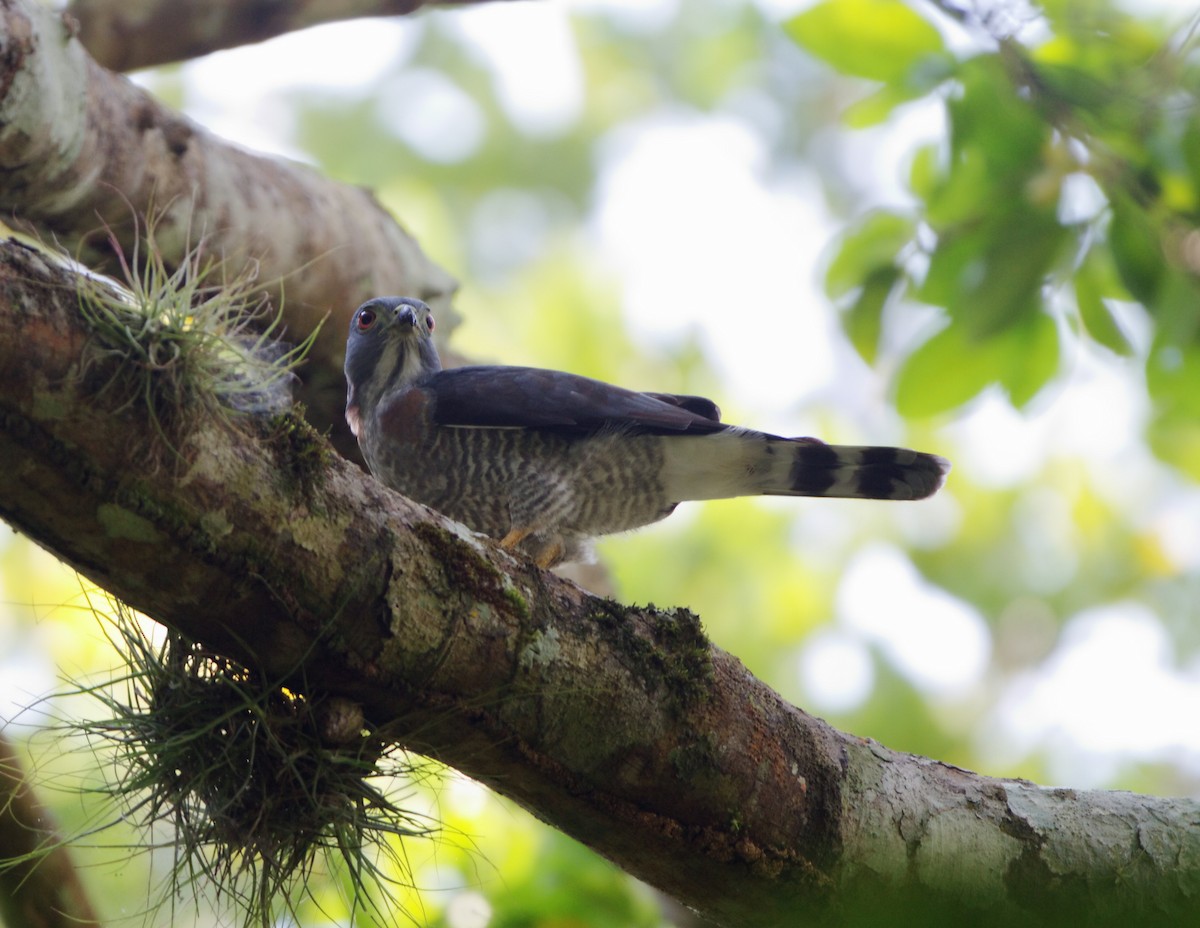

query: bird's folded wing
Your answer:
[641,392,721,422]
[427,366,727,435]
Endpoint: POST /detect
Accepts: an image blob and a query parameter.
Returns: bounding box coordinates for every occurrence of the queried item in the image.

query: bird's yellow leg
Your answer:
[500,526,562,568]
[499,526,534,551]
[534,540,565,569]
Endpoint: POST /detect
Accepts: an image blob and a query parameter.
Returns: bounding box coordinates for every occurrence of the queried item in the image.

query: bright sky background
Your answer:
[109,0,1200,788]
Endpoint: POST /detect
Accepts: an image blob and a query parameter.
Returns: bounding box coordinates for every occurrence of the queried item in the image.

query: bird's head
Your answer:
[344,296,443,437]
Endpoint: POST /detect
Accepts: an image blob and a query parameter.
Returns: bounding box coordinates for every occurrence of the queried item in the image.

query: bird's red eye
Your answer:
[356,309,377,331]
[425,313,435,333]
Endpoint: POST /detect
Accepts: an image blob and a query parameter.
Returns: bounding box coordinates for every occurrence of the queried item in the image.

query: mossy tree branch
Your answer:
[2,242,1200,928]
[0,0,456,459]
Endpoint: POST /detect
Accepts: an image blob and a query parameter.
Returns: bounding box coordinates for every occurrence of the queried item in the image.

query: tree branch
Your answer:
[0,733,102,928]
[0,0,456,458]
[65,0,511,72]
[2,242,1198,927]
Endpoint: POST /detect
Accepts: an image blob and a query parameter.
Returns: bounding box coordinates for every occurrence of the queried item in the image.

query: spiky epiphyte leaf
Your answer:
[75,217,319,455]
[77,604,439,928]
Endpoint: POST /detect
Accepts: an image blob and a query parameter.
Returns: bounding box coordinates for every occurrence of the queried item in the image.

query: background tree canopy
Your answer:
[3,0,1200,924]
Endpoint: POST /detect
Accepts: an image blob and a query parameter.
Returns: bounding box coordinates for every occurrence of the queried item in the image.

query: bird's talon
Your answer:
[500,527,533,550]
[534,542,565,569]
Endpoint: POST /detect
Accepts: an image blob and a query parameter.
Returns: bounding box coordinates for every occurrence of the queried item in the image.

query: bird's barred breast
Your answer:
[365,423,675,539]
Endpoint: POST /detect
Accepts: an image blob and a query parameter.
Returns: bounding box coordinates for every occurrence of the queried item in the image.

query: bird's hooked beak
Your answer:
[382,300,434,344]
[395,305,418,330]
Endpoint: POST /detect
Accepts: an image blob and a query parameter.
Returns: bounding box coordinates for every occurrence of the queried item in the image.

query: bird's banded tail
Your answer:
[778,439,948,500]
[659,431,949,503]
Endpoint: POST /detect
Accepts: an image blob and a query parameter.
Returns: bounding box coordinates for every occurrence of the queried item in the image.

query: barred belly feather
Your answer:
[364,422,672,542]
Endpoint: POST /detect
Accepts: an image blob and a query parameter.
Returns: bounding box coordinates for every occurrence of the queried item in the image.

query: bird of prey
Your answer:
[345,297,950,567]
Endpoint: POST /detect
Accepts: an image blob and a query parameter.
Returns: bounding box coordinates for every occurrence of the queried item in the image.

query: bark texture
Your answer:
[65,0,498,72]
[0,0,456,459]
[2,241,1199,928]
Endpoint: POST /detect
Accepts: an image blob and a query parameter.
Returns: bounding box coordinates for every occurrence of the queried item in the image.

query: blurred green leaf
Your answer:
[843,83,921,128]
[825,210,913,299]
[1148,412,1200,481]
[486,832,662,928]
[1109,195,1164,306]
[894,320,995,417]
[1034,61,1119,114]
[1181,119,1200,186]
[842,52,955,126]
[969,210,1067,335]
[1147,338,1200,418]
[1036,3,1164,76]
[1073,246,1135,355]
[783,0,945,84]
[895,310,1058,416]
[1147,268,1200,349]
[1000,309,1060,407]
[907,228,974,311]
[844,265,899,364]
[947,55,1048,178]
[922,147,991,229]
[1147,332,1200,480]
[908,142,941,201]
[919,204,1066,336]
